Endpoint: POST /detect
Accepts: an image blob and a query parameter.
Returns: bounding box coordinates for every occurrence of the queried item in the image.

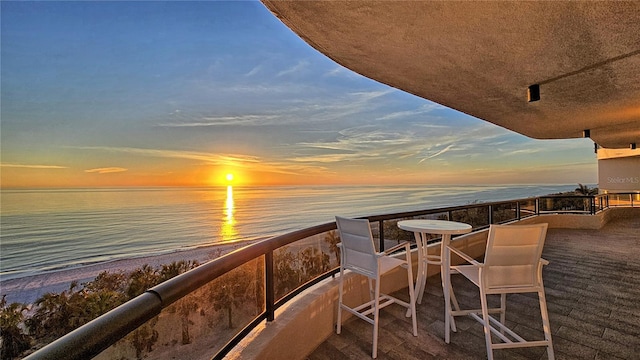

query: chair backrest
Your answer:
[335,216,379,278]
[482,223,548,290]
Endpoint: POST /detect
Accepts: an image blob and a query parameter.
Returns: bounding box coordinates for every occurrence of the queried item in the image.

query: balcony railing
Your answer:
[23,192,639,360]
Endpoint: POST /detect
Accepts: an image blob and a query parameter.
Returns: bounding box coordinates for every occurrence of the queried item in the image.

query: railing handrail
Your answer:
[23,192,639,360]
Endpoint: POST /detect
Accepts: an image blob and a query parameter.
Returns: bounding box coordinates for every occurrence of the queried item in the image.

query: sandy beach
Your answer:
[0,241,259,305]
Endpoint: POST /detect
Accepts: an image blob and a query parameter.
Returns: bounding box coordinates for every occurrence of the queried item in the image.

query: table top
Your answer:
[397,219,472,235]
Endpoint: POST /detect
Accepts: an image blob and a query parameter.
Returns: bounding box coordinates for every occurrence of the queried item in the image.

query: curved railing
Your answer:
[23,193,638,360]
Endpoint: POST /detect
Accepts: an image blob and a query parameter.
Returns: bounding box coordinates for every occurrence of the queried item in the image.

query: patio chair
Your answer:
[335,216,417,358]
[448,223,554,360]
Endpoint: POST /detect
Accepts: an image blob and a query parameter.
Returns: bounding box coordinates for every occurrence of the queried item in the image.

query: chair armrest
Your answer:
[383,241,411,255]
[540,258,549,266]
[448,245,481,266]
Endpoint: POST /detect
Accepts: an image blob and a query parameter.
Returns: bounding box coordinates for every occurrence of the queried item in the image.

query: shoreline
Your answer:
[0,240,260,305]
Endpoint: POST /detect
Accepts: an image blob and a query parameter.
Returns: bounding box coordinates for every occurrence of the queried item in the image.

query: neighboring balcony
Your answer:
[24,194,639,360]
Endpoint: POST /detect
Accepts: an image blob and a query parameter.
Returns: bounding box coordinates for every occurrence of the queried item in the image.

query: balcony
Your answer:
[24,195,639,360]
[304,211,640,359]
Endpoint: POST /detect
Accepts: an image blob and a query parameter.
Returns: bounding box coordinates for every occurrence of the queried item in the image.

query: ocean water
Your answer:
[0,184,576,280]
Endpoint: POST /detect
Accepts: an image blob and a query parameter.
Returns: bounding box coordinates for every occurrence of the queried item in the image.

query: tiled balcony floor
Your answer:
[307,215,640,360]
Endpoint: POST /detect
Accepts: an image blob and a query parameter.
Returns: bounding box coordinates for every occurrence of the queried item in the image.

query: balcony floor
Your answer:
[307,216,640,360]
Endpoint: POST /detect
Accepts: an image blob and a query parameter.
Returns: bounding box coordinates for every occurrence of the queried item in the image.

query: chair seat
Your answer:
[379,256,406,275]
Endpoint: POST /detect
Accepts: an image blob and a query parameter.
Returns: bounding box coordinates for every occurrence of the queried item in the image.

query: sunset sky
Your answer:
[1,1,597,188]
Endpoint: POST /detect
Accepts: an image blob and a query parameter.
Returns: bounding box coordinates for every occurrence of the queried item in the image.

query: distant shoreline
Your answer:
[0,240,260,305]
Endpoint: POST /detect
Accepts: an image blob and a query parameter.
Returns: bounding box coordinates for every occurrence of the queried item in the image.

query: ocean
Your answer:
[0,184,576,280]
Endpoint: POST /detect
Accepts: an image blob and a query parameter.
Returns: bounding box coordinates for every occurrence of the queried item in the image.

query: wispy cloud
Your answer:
[277,60,309,77]
[85,167,128,174]
[290,125,420,164]
[244,65,262,77]
[70,146,260,166]
[509,148,542,155]
[324,67,344,77]
[159,114,280,127]
[377,103,446,121]
[0,163,67,169]
[419,144,455,163]
[70,146,331,177]
[159,89,397,128]
[288,154,356,163]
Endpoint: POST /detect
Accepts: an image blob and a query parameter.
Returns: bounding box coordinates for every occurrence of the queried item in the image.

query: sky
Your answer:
[0,1,598,188]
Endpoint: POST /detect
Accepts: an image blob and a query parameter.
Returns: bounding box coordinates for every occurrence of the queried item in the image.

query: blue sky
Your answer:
[1,1,597,187]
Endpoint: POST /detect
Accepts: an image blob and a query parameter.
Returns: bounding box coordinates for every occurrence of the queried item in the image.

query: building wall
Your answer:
[597,149,640,193]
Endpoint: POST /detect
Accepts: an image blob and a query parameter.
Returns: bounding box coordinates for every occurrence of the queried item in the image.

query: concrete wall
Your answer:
[597,149,640,193]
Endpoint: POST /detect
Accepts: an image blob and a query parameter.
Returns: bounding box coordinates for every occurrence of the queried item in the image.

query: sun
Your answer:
[225,173,234,182]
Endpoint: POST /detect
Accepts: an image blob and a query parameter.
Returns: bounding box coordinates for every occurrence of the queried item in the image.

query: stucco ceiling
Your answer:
[262,1,640,150]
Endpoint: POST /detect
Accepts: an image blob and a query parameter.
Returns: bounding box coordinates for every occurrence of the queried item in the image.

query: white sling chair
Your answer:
[335,216,418,358]
[448,223,554,360]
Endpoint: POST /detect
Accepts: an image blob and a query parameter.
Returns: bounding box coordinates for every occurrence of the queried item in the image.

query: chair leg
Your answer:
[449,284,460,333]
[368,278,375,311]
[336,268,344,335]
[372,277,381,358]
[479,290,494,360]
[406,253,418,336]
[538,288,555,360]
[406,249,423,319]
[499,293,506,335]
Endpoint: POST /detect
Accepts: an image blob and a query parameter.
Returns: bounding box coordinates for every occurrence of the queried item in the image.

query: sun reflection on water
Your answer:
[221,185,237,241]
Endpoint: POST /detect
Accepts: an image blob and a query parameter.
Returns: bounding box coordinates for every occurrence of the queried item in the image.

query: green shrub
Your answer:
[1,295,31,360]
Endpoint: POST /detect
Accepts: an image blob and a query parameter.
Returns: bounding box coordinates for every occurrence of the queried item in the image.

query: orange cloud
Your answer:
[85,167,128,174]
[0,163,67,169]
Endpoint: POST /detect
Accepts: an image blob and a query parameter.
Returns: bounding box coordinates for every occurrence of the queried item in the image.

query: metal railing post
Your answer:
[265,250,275,322]
[378,220,385,251]
[488,205,493,224]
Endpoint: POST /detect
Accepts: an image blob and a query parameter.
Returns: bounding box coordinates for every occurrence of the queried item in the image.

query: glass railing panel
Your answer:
[373,218,406,251]
[393,212,451,244]
[608,193,632,207]
[491,202,518,223]
[273,232,338,301]
[416,212,449,221]
[95,257,265,360]
[539,196,590,213]
[450,206,489,228]
[382,218,414,244]
[519,199,537,218]
[595,195,607,211]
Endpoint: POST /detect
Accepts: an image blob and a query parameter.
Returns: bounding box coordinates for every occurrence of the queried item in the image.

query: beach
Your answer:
[0,241,257,305]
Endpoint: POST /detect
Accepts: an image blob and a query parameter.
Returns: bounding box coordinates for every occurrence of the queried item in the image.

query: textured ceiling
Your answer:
[262,1,640,150]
